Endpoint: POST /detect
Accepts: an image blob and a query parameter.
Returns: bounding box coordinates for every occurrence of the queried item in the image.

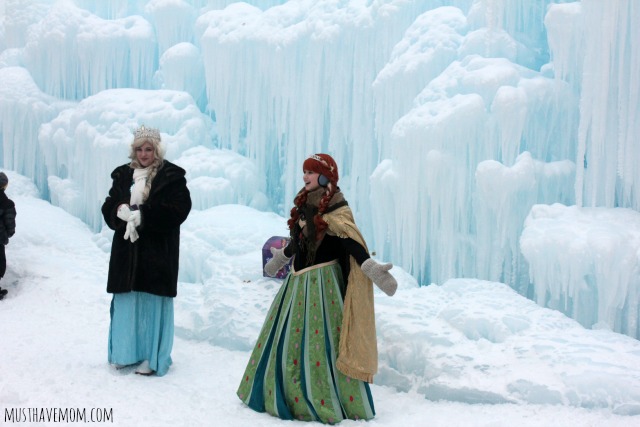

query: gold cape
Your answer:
[323,205,377,383]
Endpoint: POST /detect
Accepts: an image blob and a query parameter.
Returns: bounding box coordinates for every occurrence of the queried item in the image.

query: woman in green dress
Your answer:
[237,153,397,423]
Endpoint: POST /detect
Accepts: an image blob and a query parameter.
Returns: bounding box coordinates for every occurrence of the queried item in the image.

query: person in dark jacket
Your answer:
[101,125,191,376]
[0,172,16,300]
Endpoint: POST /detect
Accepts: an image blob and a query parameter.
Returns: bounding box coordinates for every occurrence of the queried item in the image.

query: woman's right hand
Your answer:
[117,204,131,221]
[265,247,291,277]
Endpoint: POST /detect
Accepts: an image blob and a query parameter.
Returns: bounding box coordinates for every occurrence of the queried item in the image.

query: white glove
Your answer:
[117,204,131,221]
[124,221,139,243]
[361,258,397,296]
[119,205,140,242]
[129,210,141,227]
[264,247,291,277]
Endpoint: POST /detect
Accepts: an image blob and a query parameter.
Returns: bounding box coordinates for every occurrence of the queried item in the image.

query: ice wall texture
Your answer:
[521,205,640,340]
[528,0,640,338]
[0,0,638,337]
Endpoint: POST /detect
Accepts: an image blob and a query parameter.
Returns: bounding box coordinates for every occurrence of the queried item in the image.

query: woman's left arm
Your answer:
[341,237,397,296]
[340,237,370,265]
[138,177,192,232]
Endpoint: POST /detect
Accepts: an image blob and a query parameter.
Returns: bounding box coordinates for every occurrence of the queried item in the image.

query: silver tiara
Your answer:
[133,124,161,141]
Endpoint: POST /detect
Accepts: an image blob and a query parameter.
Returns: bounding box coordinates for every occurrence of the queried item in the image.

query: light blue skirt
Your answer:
[108,291,174,376]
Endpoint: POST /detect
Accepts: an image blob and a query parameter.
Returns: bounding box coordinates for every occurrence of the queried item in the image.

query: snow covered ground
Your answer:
[1,172,639,427]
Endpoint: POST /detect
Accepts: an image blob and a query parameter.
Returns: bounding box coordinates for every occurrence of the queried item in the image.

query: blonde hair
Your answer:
[128,136,165,202]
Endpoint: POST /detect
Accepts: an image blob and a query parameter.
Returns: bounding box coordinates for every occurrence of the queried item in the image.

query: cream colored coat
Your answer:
[323,205,378,383]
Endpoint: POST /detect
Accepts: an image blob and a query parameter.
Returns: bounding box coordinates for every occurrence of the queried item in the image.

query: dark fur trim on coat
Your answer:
[102,160,191,297]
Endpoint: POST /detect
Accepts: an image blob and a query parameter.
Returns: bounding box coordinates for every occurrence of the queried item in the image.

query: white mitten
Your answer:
[361,258,398,296]
[264,247,291,277]
[117,204,131,221]
[124,221,139,242]
[129,210,141,227]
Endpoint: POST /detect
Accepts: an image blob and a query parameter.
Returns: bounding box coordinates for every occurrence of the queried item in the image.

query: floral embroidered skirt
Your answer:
[237,261,375,424]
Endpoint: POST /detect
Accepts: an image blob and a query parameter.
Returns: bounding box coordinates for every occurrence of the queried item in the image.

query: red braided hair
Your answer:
[287,190,308,231]
[313,186,337,241]
[288,153,340,242]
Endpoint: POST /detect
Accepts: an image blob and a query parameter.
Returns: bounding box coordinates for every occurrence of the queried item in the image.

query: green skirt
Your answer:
[237,261,375,424]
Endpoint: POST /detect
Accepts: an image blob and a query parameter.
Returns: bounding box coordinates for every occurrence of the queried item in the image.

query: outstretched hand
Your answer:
[361,258,398,296]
